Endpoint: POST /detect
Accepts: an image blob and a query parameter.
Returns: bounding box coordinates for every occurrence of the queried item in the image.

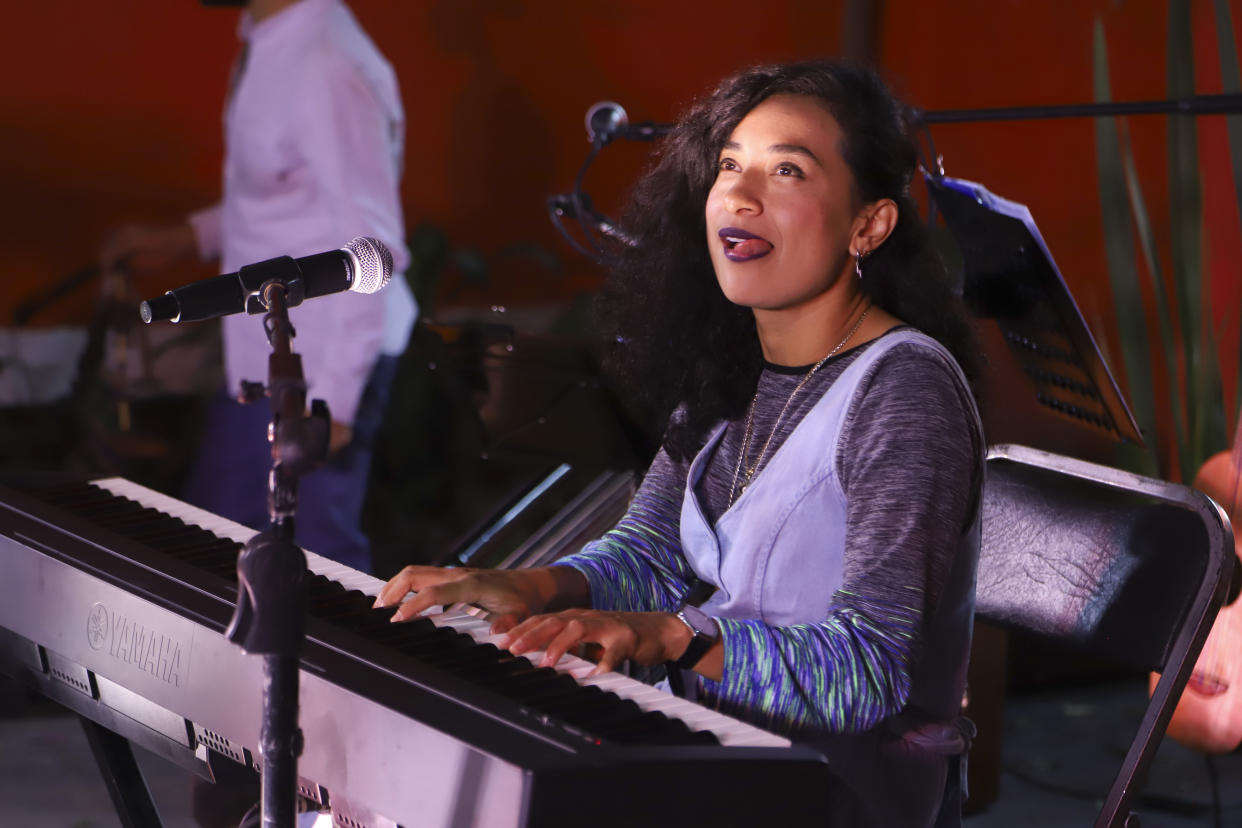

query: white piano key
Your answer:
[91,477,790,749]
[95,477,385,594]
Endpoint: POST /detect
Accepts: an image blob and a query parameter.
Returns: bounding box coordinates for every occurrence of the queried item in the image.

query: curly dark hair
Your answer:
[600,59,980,460]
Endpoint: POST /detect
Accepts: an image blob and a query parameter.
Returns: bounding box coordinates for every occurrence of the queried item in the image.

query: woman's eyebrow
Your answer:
[720,139,823,167]
[768,143,823,166]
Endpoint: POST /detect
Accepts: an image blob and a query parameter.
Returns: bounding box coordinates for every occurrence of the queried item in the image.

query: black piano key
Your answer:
[308,591,372,620]
[497,673,585,709]
[177,543,238,566]
[534,684,696,744]
[399,631,483,662]
[126,524,196,547]
[68,499,151,521]
[484,665,568,698]
[142,521,216,545]
[160,533,239,557]
[593,710,682,744]
[551,705,654,740]
[561,697,649,736]
[107,509,186,532]
[167,542,241,567]
[419,645,510,673]
[119,519,200,546]
[366,622,451,652]
[367,617,438,645]
[29,483,121,508]
[531,685,621,723]
[188,552,241,578]
[201,562,241,580]
[306,576,346,599]
[631,716,697,746]
[504,673,583,707]
[664,718,721,746]
[431,642,552,677]
[388,626,463,657]
[411,640,514,676]
[451,655,538,685]
[62,505,144,530]
[305,574,343,592]
[156,521,243,557]
[679,725,722,746]
[100,501,147,519]
[332,607,399,636]
[93,509,180,535]
[314,596,373,620]
[304,582,348,607]
[613,707,707,745]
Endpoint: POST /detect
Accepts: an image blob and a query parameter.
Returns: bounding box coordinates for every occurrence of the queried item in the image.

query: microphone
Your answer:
[584,100,671,146]
[139,236,393,324]
[585,101,628,146]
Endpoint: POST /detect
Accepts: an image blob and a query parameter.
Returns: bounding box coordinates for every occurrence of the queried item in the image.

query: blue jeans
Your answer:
[181,356,397,573]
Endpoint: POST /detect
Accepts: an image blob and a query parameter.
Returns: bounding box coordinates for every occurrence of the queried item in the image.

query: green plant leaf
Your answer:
[1119,123,1187,472]
[1169,0,1227,478]
[1214,0,1242,435]
[1093,19,1159,475]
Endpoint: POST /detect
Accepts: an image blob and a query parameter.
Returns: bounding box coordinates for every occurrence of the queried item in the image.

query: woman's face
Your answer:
[705,94,864,314]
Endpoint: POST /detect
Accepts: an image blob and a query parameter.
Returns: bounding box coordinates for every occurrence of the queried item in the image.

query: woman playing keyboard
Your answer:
[376,59,984,828]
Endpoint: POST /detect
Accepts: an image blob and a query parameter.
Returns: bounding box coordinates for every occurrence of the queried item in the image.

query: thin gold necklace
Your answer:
[728,304,872,505]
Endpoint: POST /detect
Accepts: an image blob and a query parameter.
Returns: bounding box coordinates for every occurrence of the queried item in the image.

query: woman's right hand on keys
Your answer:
[374,566,587,633]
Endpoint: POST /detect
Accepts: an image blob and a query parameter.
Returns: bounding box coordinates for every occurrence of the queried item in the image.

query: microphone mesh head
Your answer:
[343,236,393,294]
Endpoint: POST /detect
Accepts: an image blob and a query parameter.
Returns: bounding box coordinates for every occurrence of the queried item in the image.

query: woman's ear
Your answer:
[851,198,899,256]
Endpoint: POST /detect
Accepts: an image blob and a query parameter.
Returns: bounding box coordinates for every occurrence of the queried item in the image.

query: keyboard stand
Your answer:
[80,715,166,828]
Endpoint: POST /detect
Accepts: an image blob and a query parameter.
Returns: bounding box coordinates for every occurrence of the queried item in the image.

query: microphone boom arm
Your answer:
[548,93,1242,264]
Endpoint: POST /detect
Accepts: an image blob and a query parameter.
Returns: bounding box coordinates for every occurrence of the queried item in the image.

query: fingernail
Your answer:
[389,612,401,623]
[372,598,383,609]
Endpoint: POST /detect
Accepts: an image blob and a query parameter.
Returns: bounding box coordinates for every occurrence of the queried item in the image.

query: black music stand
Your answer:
[926,174,1148,811]
[926,174,1144,458]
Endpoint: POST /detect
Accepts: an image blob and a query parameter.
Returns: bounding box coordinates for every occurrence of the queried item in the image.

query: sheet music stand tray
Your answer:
[926,175,1143,457]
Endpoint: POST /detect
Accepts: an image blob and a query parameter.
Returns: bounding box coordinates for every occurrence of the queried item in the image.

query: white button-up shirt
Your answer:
[189,0,414,424]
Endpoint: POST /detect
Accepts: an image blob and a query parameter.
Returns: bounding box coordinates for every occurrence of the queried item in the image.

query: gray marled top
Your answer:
[656,326,983,619]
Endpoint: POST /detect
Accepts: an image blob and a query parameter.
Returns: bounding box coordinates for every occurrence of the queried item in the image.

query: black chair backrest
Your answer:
[977,445,1235,828]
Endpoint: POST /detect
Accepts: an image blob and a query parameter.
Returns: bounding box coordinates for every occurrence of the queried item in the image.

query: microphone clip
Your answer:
[240,255,307,314]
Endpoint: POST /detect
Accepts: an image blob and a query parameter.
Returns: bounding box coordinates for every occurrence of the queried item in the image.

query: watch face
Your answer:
[675,605,718,670]
[679,604,715,637]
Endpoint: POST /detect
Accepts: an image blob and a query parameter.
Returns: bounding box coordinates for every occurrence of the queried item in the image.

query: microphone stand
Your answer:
[224,272,329,828]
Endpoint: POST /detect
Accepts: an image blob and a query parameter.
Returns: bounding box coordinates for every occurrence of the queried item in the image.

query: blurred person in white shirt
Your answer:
[103,0,416,575]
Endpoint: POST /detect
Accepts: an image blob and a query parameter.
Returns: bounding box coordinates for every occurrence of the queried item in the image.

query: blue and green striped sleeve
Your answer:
[555,450,699,613]
[703,588,920,736]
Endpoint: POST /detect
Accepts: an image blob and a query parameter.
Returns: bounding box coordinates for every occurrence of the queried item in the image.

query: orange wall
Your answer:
[0,0,844,321]
[2,0,1238,446]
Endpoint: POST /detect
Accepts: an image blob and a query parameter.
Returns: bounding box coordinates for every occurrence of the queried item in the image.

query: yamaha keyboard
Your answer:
[0,478,832,827]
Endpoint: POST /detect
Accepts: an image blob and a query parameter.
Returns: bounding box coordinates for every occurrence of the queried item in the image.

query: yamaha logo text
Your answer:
[86,602,185,687]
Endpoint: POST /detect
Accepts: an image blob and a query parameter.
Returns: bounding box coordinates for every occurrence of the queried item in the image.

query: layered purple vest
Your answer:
[680,329,981,722]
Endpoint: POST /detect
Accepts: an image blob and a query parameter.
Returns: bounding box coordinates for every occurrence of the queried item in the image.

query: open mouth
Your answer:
[718,227,773,262]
